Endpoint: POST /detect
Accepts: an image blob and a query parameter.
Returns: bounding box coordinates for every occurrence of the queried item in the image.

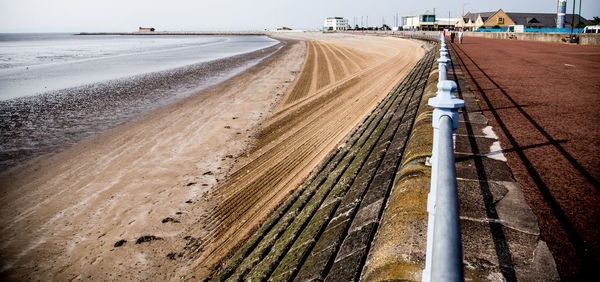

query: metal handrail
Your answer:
[431,115,463,281]
[422,33,465,282]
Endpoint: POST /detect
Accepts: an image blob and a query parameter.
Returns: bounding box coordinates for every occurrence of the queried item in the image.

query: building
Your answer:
[455,9,588,30]
[402,15,420,30]
[402,11,435,30]
[139,27,155,32]
[276,26,292,31]
[402,11,458,30]
[323,17,349,31]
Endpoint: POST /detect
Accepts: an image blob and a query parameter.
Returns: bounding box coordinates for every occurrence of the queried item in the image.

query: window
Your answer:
[421,15,435,23]
[498,17,504,24]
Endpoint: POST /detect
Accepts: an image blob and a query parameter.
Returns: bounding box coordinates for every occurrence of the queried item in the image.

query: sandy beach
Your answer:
[0,32,424,280]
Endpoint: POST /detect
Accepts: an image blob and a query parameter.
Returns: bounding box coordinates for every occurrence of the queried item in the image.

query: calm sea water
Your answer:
[0,33,278,100]
[0,33,280,170]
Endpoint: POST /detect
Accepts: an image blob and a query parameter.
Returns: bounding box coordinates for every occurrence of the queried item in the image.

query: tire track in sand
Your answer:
[313,42,332,91]
[281,41,316,105]
[321,42,347,82]
[324,43,353,77]
[333,44,370,70]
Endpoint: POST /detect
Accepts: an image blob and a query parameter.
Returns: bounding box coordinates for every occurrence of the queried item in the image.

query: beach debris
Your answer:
[185,200,193,204]
[226,155,234,158]
[114,239,127,247]
[135,235,163,244]
[202,184,209,186]
[162,217,180,224]
[175,211,183,215]
[202,171,213,176]
[186,182,197,186]
[166,252,177,260]
[232,117,238,120]
[224,125,231,129]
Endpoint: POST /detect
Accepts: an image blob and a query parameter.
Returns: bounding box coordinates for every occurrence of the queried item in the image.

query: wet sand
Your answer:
[0,33,424,280]
[0,42,282,170]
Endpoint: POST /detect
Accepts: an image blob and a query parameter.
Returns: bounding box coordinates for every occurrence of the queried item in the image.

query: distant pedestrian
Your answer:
[459,31,464,44]
[450,31,455,43]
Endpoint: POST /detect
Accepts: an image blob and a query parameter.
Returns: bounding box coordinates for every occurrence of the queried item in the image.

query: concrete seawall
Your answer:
[464,31,600,45]
[343,30,600,45]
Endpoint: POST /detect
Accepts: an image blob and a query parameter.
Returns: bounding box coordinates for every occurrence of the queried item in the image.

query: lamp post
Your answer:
[578,0,582,31]
[571,0,576,33]
[433,8,437,31]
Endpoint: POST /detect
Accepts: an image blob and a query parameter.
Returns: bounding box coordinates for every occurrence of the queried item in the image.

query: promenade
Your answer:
[451,36,600,280]
[211,34,599,281]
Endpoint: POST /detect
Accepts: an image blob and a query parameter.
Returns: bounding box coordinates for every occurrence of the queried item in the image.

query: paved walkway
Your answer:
[451,37,600,280]
[448,46,558,281]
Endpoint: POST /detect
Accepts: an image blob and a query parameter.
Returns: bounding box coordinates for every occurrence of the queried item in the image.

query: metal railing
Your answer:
[422,33,465,282]
[344,30,440,41]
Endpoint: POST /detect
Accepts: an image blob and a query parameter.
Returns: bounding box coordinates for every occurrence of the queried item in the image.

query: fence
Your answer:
[422,34,465,282]
[344,30,441,41]
[476,27,585,33]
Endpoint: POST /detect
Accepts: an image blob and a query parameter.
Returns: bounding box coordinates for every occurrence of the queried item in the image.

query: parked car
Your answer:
[583,25,600,33]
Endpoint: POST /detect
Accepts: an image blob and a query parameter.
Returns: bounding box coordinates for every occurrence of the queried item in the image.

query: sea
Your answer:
[0,33,280,170]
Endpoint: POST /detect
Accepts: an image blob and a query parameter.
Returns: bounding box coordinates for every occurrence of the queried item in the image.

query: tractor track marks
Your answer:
[211,44,436,280]
[186,37,426,278]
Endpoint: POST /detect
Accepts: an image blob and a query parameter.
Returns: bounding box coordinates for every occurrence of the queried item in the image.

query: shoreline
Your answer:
[77,31,269,36]
[0,37,305,280]
[0,39,283,171]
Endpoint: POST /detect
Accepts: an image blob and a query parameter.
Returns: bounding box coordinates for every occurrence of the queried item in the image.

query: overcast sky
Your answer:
[1,0,599,32]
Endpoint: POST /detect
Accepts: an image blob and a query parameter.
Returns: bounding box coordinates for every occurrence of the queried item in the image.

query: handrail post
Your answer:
[423,80,464,282]
[438,55,450,82]
[438,35,450,82]
[438,34,451,82]
[439,33,448,56]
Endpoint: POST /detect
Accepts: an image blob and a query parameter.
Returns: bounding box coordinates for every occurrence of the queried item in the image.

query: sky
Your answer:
[1,0,599,32]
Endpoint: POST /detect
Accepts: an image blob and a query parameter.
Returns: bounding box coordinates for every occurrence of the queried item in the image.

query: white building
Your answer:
[402,15,420,30]
[402,11,458,30]
[323,17,349,31]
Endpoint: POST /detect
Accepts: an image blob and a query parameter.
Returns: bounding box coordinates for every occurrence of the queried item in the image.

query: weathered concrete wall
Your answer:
[343,30,600,45]
[361,50,439,282]
[465,32,600,45]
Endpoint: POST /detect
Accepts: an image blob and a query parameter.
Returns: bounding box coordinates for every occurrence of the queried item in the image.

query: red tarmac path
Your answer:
[450,37,600,280]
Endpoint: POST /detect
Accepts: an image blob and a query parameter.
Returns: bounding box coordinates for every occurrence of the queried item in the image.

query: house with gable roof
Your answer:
[455,9,588,31]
